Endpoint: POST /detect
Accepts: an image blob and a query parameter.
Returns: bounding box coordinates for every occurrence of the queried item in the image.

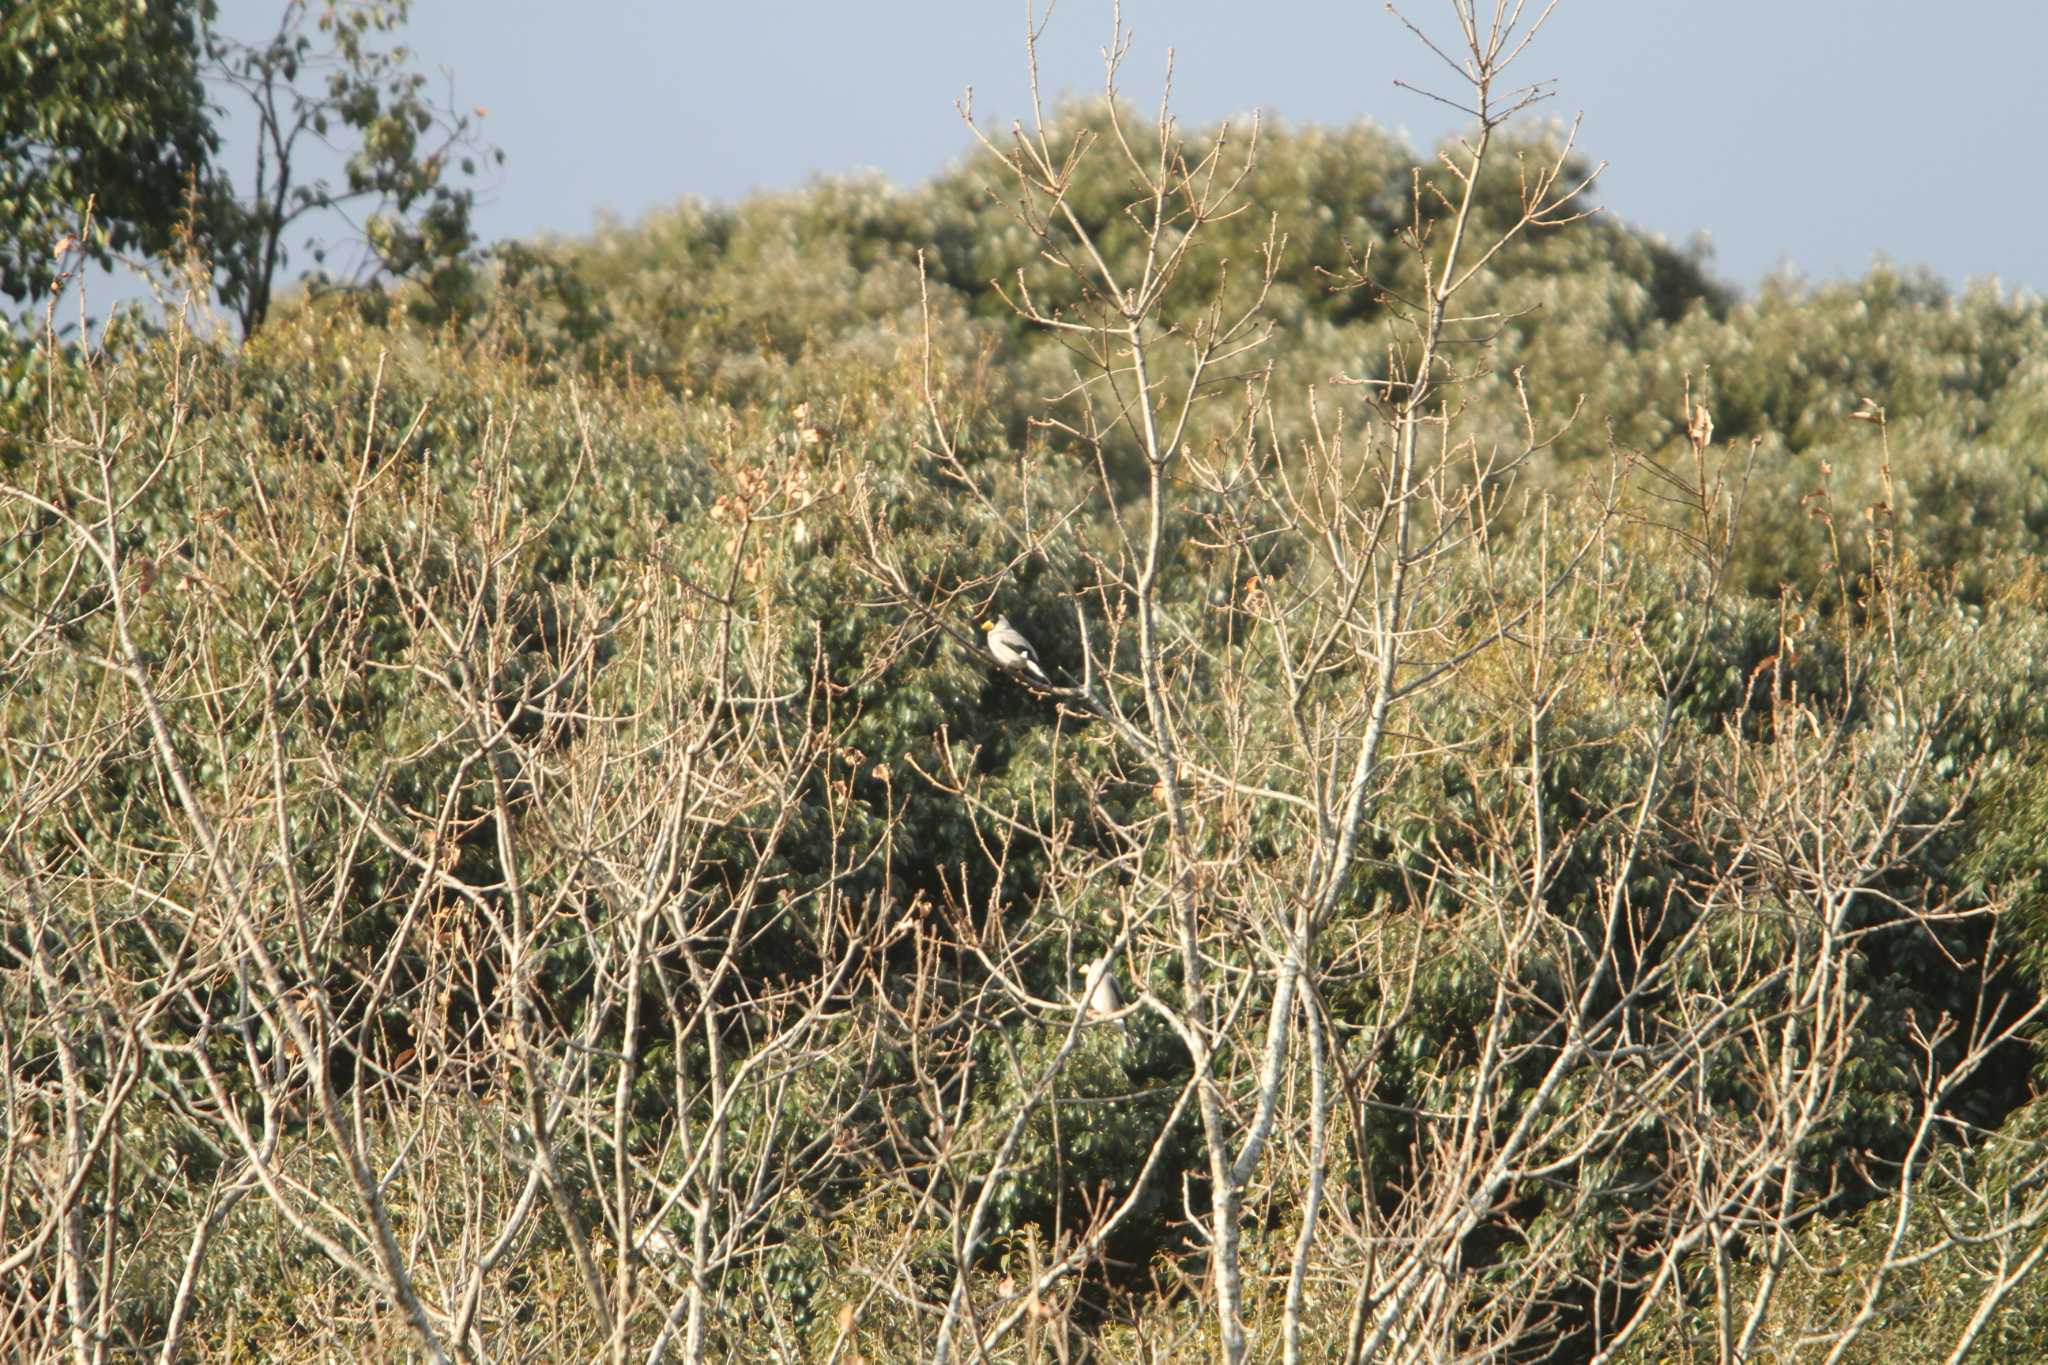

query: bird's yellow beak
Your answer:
[980,620,994,632]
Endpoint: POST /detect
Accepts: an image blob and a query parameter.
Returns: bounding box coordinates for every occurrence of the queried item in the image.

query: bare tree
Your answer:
[1,298,902,1363]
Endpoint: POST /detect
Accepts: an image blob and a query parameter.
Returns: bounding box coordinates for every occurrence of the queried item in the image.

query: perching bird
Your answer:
[1081,954,1133,1040]
[982,614,1054,687]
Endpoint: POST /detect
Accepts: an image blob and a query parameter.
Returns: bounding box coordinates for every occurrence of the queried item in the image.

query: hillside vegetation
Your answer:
[6,12,2048,1363]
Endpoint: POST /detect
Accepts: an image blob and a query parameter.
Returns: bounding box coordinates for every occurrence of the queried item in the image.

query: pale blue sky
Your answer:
[209,0,2048,295]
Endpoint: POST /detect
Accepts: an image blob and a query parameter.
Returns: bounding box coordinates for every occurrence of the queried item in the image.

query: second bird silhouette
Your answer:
[1081,954,1133,1041]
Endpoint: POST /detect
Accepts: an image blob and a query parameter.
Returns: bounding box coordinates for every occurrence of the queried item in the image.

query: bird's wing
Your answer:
[993,627,1052,681]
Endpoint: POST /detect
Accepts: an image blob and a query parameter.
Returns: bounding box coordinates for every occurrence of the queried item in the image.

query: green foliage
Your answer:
[7,78,2048,1363]
[0,0,217,305]
[476,124,2048,1350]
[208,0,501,332]
[1,0,493,334]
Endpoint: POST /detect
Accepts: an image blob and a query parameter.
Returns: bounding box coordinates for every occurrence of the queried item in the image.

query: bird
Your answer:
[981,614,1054,688]
[1081,954,1133,1040]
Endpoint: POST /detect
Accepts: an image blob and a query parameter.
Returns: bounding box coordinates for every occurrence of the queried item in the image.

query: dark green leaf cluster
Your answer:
[0,0,216,304]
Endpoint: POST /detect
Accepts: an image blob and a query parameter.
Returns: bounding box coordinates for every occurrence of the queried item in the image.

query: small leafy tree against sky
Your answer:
[208,0,500,333]
[0,0,493,335]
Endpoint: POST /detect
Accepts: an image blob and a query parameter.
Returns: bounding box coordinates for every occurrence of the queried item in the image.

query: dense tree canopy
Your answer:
[0,0,217,304]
